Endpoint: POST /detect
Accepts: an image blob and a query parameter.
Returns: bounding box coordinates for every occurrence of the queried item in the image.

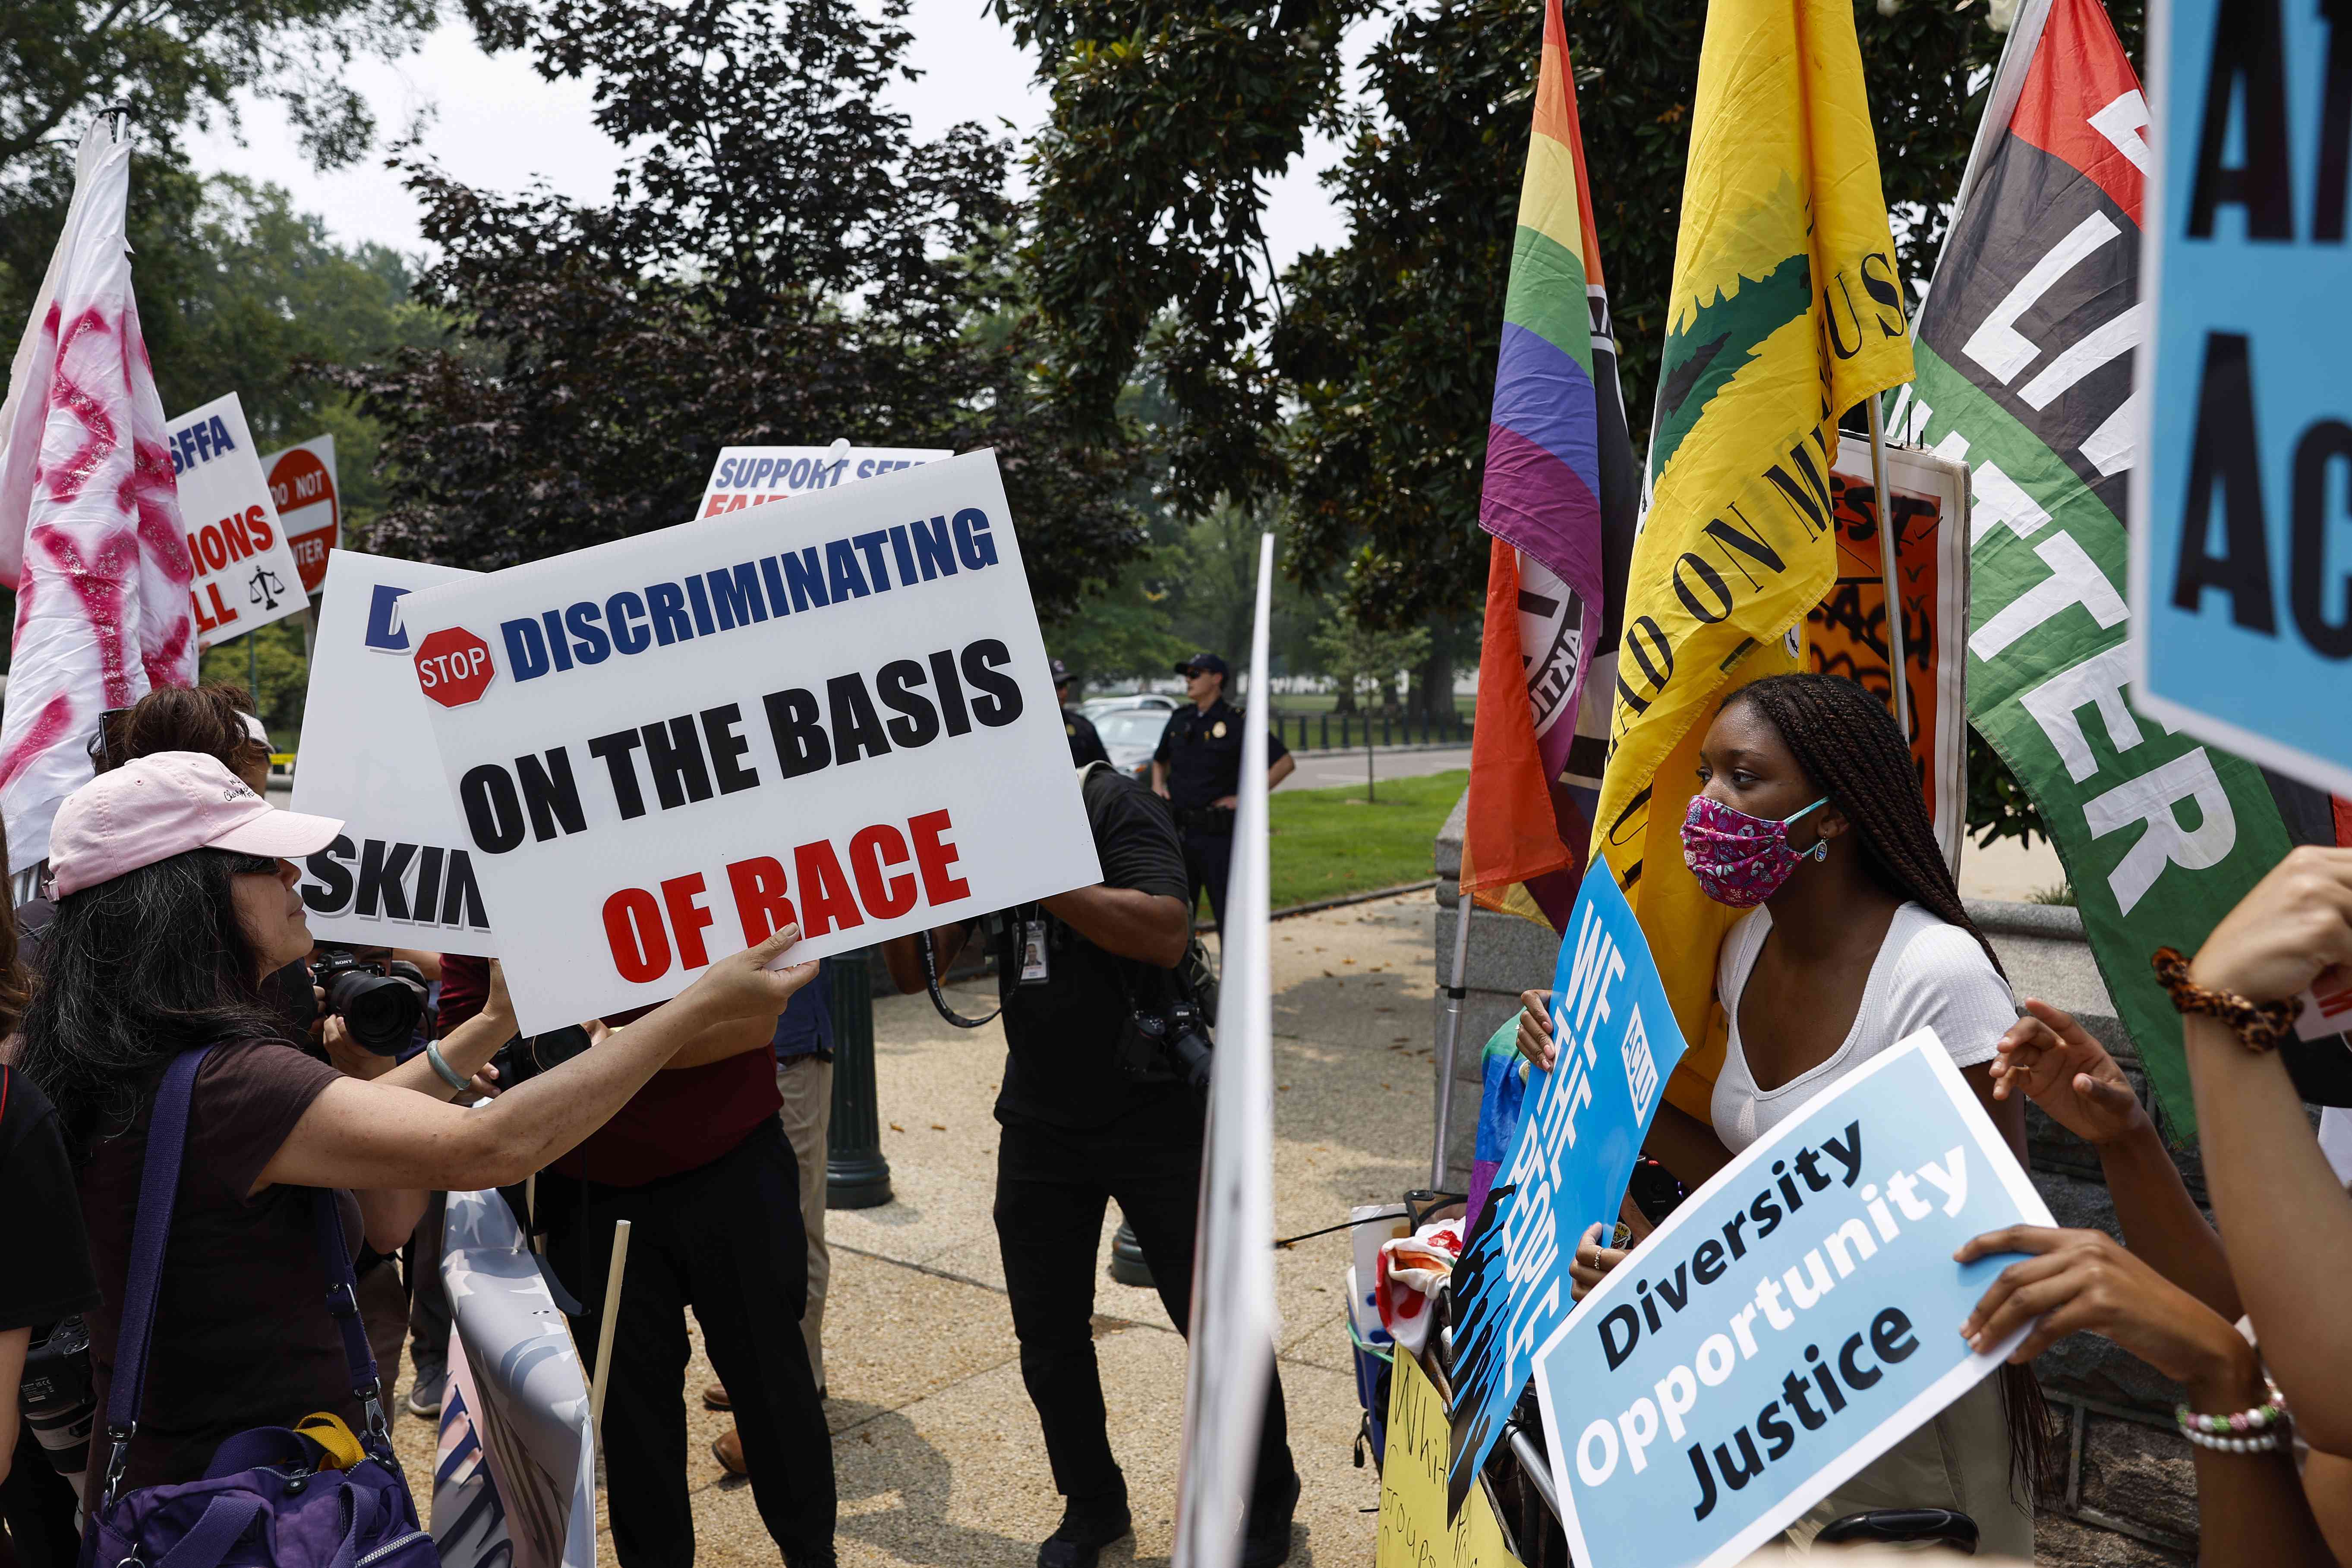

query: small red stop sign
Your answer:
[415,626,496,708]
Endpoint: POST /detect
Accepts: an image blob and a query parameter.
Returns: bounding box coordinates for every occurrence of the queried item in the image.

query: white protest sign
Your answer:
[262,435,338,595]
[165,392,309,647]
[402,450,1100,1033]
[694,442,949,518]
[293,551,496,954]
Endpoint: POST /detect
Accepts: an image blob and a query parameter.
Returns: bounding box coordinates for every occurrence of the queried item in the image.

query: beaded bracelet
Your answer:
[2150,947,2300,1052]
[2175,1397,2289,1454]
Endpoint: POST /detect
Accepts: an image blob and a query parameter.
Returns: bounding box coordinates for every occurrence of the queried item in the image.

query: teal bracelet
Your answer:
[424,1041,471,1093]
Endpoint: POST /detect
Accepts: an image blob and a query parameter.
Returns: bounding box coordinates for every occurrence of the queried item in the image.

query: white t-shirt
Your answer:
[1711,900,2015,1154]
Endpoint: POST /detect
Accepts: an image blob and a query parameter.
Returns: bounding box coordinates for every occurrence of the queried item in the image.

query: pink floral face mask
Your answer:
[1680,793,1829,907]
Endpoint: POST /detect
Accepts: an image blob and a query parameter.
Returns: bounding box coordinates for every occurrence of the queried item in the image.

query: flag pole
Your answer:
[1866,397,1911,739]
[1431,888,1472,1191]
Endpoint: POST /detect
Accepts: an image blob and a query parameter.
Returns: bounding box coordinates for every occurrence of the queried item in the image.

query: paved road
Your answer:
[1285,743,1469,790]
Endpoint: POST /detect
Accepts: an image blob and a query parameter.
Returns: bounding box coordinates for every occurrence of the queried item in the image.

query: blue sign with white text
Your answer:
[2132,0,2352,796]
[1444,856,1686,1520]
[1530,1034,2053,1568]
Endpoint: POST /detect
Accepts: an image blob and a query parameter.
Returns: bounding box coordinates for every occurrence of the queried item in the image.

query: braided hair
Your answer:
[1723,672,2002,979]
[1724,671,2056,1501]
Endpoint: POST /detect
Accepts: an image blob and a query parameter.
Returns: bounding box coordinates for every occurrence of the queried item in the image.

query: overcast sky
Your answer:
[183,0,1361,274]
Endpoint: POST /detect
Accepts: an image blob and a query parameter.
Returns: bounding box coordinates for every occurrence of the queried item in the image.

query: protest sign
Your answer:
[1378,1350,1525,1568]
[166,392,309,647]
[293,551,496,954]
[1446,854,1687,1519]
[262,435,338,595]
[1532,1032,2053,1568]
[694,443,949,517]
[432,1189,596,1568]
[400,450,1100,1033]
[2128,0,2352,796]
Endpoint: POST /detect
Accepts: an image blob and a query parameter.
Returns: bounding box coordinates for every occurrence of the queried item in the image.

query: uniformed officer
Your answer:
[1150,652,1295,928]
[1054,658,1109,768]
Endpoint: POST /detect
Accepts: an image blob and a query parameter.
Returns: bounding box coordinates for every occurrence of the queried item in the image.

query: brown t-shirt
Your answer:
[80,1040,363,1489]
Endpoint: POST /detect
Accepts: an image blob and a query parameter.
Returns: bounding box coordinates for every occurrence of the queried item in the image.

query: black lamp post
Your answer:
[826,948,893,1209]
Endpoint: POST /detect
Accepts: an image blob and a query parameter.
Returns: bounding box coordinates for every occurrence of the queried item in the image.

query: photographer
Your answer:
[13,752,816,1494]
[880,763,1299,1568]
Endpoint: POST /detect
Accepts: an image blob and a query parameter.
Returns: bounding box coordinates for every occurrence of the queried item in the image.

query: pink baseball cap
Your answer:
[49,751,344,898]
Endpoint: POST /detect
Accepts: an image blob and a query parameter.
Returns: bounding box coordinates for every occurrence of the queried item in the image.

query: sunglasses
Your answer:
[222,853,285,876]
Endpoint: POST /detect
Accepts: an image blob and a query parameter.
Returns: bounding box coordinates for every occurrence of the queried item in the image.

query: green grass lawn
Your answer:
[1255,768,1466,913]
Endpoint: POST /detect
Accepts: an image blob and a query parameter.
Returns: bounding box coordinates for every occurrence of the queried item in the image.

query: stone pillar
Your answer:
[826,947,893,1209]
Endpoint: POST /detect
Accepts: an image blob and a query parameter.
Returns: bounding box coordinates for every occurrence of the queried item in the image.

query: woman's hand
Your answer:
[1955,1226,2254,1397]
[674,925,818,1022]
[1516,989,1558,1071]
[1990,999,2148,1146]
[321,1014,396,1081]
[484,960,514,1027]
[2191,846,2352,1003]
[1570,1221,1629,1303]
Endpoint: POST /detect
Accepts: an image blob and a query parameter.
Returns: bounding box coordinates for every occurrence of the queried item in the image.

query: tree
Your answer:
[1312,608,1429,717]
[338,0,1143,615]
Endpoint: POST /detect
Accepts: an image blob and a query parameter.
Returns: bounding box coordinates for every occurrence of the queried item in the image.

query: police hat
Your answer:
[1050,657,1071,686]
[1176,652,1228,678]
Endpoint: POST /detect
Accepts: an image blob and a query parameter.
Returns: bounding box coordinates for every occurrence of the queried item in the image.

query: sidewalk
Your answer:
[393,890,1440,1567]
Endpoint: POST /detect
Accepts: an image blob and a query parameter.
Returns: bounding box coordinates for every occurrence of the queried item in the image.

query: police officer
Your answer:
[1054,658,1109,768]
[877,768,1299,1568]
[1151,653,1294,928]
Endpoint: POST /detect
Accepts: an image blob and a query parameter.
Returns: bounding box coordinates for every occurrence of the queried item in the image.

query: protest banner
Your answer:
[167,392,309,648]
[1896,0,2313,1133]
[1378,1350,1525,1568]
[431,1189,596,1568]
[694,443,949,517]
[1595,0,1912,1122]
[1809,435,1970,872]
[399,450,1099,1033]
[1446,854,1687,1519]
[2128,0,2352,798]
[293,551,496,954]
[1171,534,1280,1568]
[1531,1033,2053,1568]
[263,435,338,595]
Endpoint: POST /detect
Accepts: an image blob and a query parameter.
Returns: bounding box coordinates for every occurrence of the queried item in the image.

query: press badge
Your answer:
[1018,919,1050,984]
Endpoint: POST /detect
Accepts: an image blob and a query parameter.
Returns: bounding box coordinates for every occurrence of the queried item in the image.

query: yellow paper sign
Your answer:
[1377,1351,1527,1568]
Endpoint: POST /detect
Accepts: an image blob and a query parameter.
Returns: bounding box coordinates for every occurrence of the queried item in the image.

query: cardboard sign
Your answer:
[293,551,497,955]
[165,392,309,647]
[1532,1032,2053,1568]
[1378,1350,1526,1568]
[1446,855,1687,1518]
[400,450,1099,1033]
[263,435,338,595]
[694,444,949,518]
[2128,0,2352,795]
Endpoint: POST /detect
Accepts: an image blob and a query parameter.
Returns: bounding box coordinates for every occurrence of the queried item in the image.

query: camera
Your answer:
[311,948,429,1055]
[20,1316,95,1495]
[1118,999,1214,1093]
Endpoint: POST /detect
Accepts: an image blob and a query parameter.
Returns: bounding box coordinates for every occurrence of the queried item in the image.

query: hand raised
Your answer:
[1990,998,2146,1146]
[1569,1221,1628,1303]
[678,925,819,1022]
[1516,989,1557,1072]
[2191,846,2352,1003]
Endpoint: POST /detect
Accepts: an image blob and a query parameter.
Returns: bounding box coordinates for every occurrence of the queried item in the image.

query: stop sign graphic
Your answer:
[415,626,496,708]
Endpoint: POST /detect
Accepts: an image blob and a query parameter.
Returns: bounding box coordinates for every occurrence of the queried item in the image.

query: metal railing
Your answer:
[1267,708,1473,752]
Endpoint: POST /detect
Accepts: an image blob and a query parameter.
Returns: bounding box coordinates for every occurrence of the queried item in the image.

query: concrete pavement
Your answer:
[1284,745,1468,791]
[391,890,1441,1567]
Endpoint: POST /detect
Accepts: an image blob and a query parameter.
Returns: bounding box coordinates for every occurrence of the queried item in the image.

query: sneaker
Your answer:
[1037,1490,1132,1568]
[1239,1469,1300,1568]
[405,1382,443,1419]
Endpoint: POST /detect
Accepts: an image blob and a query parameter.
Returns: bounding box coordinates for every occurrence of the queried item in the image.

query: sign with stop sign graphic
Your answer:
[416,626,495,707]
[262,435,339,595]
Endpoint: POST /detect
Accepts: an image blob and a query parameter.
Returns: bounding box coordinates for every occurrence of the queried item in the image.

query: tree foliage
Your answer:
[334,0,1141,613]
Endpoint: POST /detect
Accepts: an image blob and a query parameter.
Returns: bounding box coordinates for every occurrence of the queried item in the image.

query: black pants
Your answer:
[994,1108,1294,1518]
[1181,826,1234,930]
[542,1121,835,1568]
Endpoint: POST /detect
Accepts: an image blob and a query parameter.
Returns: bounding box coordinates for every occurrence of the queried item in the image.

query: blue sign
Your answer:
[1530,1033,2053,1568]
[1444,856,1686,1519]
[2131,0,2352,797]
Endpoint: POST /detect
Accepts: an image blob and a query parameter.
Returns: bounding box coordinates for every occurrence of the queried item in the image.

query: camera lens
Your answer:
[326,968,424,1054]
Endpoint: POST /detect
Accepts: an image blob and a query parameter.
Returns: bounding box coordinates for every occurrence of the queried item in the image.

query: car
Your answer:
[1078,691,1179,720]
[1089,702,1178,781]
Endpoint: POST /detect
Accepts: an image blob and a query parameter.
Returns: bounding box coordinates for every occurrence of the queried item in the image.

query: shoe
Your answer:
[1037,1491,1132,1568]
[405,1379,444,1420]
[703,1381,732,1411]
[713,1426,747,1477]
[1239,1468,1300,1568]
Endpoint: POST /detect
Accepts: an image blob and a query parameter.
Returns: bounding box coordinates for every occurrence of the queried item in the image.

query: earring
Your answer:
[1806,840,1829,862]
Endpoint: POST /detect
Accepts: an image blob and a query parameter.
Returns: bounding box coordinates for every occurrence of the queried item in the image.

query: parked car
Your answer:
[1078,691,1178,720]
[1088,702,1178,781]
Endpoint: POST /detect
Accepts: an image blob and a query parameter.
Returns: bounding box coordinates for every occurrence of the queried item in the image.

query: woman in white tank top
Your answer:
[1515,673,2040,1557]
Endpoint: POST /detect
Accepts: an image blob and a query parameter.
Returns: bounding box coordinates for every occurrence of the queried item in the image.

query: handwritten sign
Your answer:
[1377,1350,1525,1568]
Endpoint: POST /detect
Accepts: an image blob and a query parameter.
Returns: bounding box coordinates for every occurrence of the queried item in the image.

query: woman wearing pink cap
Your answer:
[13,751,816,1493]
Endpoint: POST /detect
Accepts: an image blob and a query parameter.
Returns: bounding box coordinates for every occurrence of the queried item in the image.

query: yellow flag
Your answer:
[1593,0,1913,1118]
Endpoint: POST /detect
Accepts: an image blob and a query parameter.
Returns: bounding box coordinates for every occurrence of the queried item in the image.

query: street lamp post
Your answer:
[825,948,893,1209]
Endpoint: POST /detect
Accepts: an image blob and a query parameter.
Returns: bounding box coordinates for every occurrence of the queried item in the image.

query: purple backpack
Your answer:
[82,1045,435,1568]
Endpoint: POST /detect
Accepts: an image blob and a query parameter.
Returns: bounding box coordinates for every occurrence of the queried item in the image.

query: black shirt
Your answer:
[1151,698,1290,812]
[0,1064,101,1333]
[1062,706,1110,768]
[993,768,1192,1130]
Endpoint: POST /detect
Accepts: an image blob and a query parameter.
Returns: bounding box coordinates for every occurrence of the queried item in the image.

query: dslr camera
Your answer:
[310,948,429,1055]
[1117,998,1214,1093]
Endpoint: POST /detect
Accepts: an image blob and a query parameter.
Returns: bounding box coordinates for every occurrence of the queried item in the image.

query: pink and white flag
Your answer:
[0,116,196,875]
